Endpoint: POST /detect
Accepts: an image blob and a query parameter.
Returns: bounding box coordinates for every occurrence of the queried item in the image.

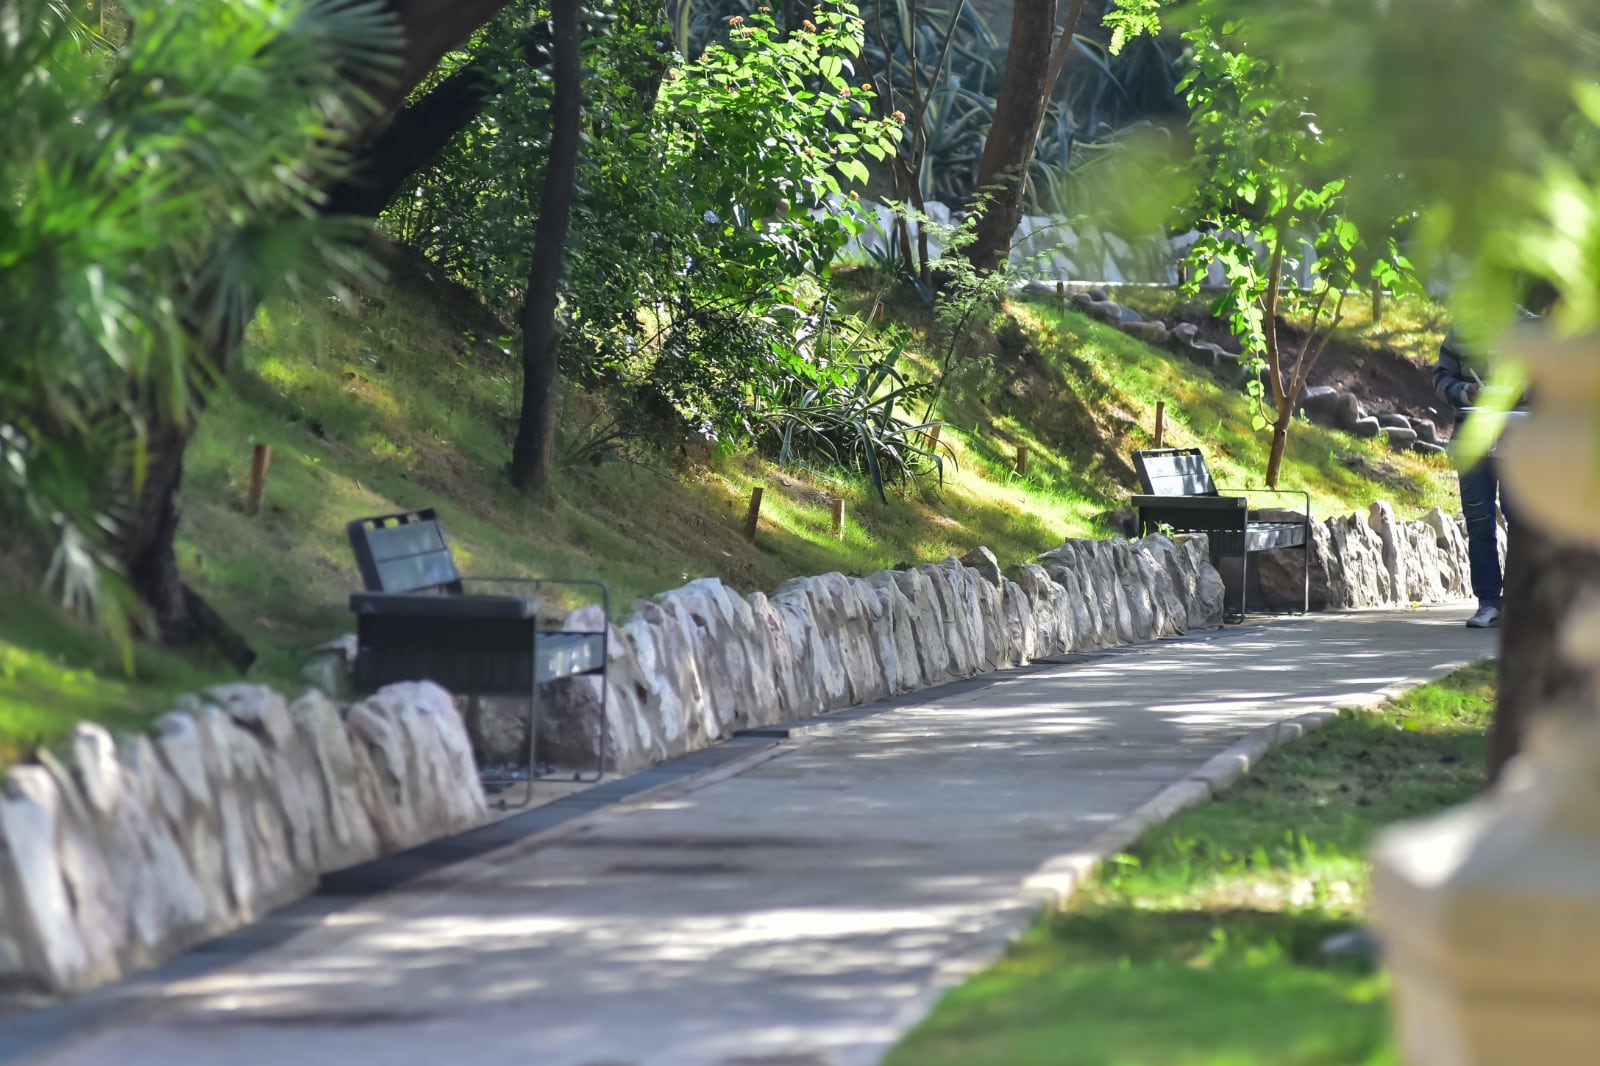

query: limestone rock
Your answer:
[1332,392,1365,431]
[288,690,380,872]
[1121,320,1170,347]
[960,545,1004,589]
[1377,412,1413,430]
[1352,416,1383,439]
[1384,426,1419,449]
[866,572,922,692]
[1253,512,1334,612]
[890,567,953,685]
[0,766,108,992]
[1297,385,1340,419]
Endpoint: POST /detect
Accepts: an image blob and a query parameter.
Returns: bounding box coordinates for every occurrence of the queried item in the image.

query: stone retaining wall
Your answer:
[0,682,485,996]
[0,506,1472,1001]
[493,534,1229,775]
[1254,502,1478,611]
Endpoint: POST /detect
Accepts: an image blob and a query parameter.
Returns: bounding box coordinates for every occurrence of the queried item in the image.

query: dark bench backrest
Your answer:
[347,509,463,594]
[1133,448,1218,497]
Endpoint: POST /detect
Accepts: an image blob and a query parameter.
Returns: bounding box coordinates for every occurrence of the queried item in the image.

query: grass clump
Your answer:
[886,659,1496,1066]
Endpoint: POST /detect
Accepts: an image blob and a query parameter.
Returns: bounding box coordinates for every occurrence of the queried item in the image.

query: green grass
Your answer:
[0,253,1459,765]
[0,593,227,768]
[885,659,1497,1066]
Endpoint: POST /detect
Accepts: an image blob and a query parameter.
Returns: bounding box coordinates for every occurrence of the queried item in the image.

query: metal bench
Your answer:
[1130,448,1310,619]
[346,508,609,806]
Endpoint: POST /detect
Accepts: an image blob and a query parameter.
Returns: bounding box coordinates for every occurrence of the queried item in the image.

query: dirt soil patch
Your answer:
[1162,308,1450,439]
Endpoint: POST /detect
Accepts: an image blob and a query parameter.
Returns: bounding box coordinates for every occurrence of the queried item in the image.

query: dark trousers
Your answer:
[1459,458,1512,607]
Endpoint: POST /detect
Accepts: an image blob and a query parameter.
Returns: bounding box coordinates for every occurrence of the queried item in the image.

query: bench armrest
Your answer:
[1130,494,1244,510]
[1213,486,1312,519]
[462,576,611,628]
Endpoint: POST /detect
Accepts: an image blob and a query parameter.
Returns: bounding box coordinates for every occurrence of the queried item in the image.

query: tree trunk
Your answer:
[1491,521,1600,783]
[324,63,496,219]
[964,0,1087,273]
[509,0,582,494]
[1265,410,1289,489]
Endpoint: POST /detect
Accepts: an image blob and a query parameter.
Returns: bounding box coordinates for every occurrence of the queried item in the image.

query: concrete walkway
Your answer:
[2,608,1488,1066]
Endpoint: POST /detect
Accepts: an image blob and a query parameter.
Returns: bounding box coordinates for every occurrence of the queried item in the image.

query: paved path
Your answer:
[2,608,1488,1066]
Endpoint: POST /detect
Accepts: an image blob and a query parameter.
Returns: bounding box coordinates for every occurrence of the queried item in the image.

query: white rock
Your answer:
[0,766,101,991]
[866,571,923,693]
[288,690,381,872]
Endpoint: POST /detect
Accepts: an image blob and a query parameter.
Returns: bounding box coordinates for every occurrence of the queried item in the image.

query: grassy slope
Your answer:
[885,659,1496,1066]
[0,256,1456,760]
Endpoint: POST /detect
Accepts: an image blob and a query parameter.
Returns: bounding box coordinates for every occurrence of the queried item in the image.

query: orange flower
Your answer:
[729,15,744,25]
[840,87,852,97]
[862,83,872,93]
[802,19,817,31]
[893,110,906,122]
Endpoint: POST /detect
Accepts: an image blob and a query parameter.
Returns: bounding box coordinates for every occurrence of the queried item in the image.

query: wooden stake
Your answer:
[1155,401,1166,448]
[1055,280,1065,308]
[927,423,942,448]
[831,497,845,540]
[246,443,272,517]
[1371,280,1385,323]
[744,486,764,542]
[1016,446,1030,476]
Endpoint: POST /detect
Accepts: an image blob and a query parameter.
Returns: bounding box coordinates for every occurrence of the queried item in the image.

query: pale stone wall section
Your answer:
[0,502,1469,999]
[0,682,485,996]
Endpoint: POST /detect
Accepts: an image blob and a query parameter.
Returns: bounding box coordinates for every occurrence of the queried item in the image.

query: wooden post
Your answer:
[1016,446,1030,476]
[1372,280,1385,323]
[926,423,942,450]
[246,443,272,517]
[1055,280,1065,312]
[744,486,764,542]
[1155,401,1166,448]
[831,497,845,540]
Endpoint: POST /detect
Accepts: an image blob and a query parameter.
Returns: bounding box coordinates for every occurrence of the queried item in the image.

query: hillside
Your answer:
[0,246,1457,763]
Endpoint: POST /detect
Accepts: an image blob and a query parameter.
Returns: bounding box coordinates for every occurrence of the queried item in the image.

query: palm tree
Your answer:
[0,0,399,656]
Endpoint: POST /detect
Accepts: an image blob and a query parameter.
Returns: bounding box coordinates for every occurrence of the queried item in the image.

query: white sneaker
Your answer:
[1466,604,1501,629]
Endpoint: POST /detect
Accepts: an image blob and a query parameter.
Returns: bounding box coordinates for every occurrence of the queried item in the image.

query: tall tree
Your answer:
[510,0,582,493]
[964,0,1089,273]
[114,0,523,653]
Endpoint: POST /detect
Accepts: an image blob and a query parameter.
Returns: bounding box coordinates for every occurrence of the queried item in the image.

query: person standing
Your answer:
[1434,331,1512,627]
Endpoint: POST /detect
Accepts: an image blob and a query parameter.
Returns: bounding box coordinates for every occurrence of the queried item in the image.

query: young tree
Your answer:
[1201,0,1600,776]
[1111,3,1415,488]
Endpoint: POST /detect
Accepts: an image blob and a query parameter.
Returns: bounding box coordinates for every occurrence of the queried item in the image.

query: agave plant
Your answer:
[767,310,953,501]
[0,0,397,648]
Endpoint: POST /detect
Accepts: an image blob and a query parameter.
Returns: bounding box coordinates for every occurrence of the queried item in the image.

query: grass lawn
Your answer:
[885,659,1496,1066]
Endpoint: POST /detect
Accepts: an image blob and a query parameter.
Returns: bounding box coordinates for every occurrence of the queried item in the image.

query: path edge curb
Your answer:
[1020,707,1340,908]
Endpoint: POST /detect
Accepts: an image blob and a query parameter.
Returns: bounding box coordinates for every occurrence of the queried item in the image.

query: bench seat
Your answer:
[1131,449,1311,619]
[345,509,610,806]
